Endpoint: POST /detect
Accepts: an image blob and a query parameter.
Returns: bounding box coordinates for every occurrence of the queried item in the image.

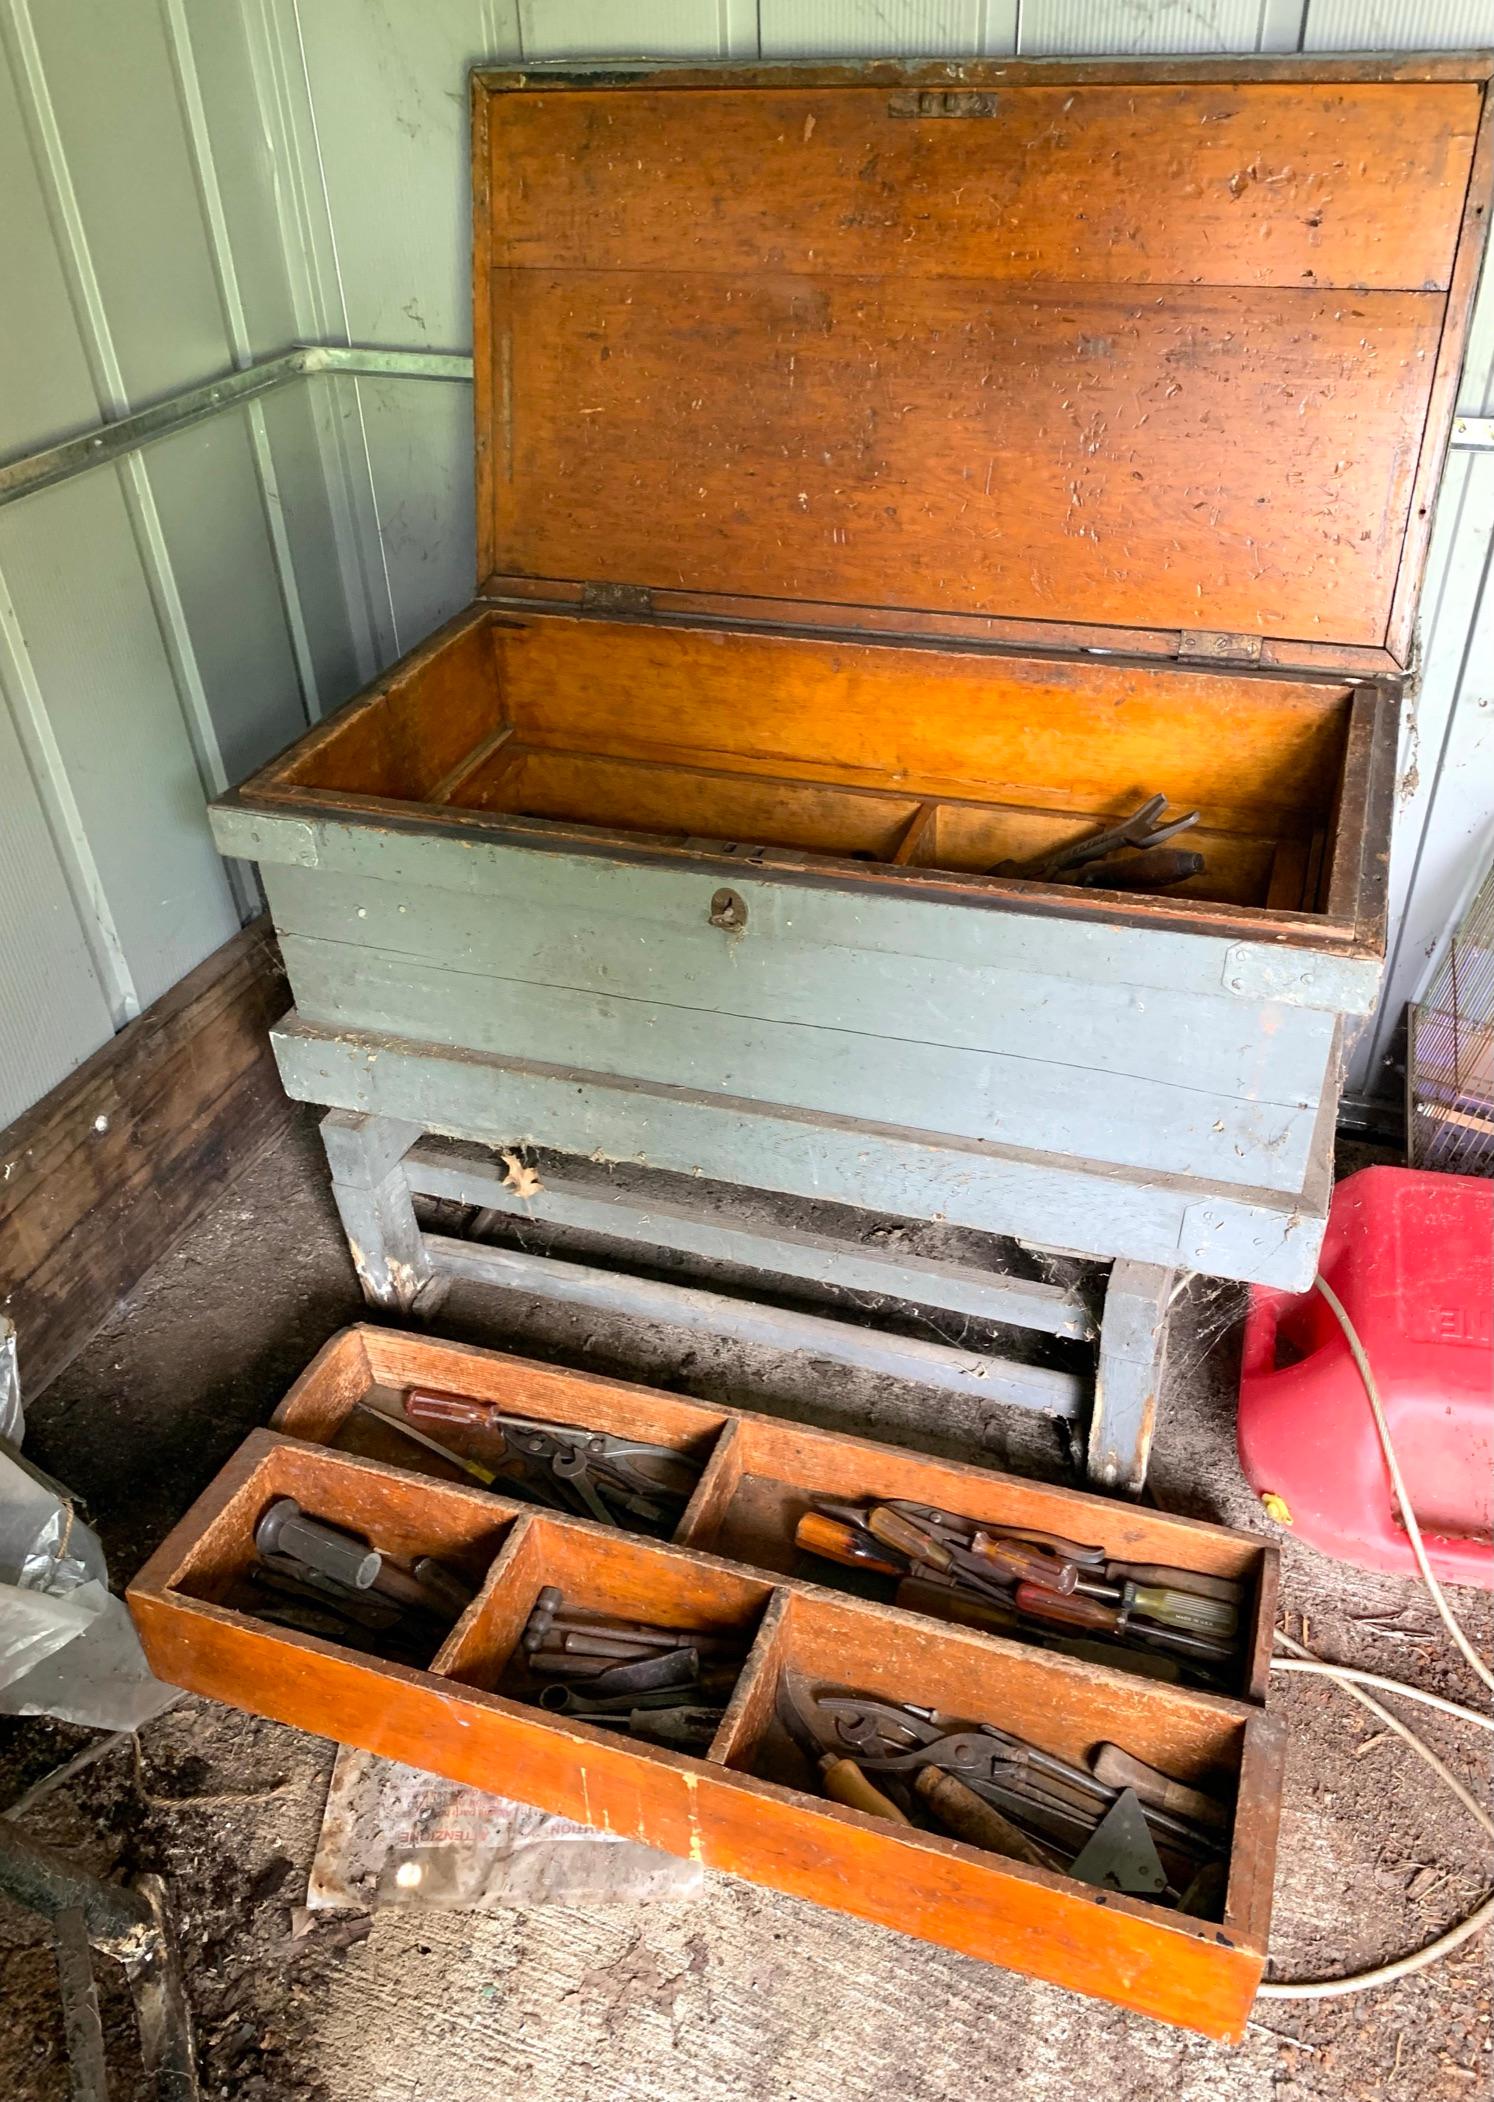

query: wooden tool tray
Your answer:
[128,1327,1284,2038]
[267,1324,1276,1701]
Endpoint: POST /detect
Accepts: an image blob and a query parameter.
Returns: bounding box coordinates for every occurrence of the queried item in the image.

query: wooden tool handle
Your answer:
[914,1768,1065,1870]
[1014,1582,1119,1632]
[794,1512,902,1576]
[970,1531,1078,1593]
[1090,1744,1230,1832]
[866,1505,952,1572]
[820,1755,910,1824]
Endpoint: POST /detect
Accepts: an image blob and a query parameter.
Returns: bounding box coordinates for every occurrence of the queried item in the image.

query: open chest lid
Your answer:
[471,57,1493,679]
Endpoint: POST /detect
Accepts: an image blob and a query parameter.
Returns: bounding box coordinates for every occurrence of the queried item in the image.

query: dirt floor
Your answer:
[1,1111,1490,2101]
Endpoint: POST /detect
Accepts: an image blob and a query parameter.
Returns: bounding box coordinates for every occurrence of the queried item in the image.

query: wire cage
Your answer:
[1408,856,1494,1175]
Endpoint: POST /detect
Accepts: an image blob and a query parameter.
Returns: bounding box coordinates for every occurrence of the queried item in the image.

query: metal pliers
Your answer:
[812,1692,1220,1856]
[995,794,1201,887]
[490,1416,699,1527]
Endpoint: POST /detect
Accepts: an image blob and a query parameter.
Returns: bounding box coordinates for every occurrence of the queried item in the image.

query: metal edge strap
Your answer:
[0,345,474,510]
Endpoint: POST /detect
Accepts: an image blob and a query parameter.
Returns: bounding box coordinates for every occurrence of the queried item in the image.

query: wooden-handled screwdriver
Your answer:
[794,1511,903,1576]
[1012,1583,1236,1662]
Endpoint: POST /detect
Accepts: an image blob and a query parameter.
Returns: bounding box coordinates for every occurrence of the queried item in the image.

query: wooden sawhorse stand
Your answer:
[321,1109,1177,1497]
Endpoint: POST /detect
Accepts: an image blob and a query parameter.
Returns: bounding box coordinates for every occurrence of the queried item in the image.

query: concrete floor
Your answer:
[1,1110,1490,2101]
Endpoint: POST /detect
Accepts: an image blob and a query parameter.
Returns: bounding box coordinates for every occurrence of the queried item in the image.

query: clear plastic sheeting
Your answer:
[308,1745,704,1913]
[0,1317,21,1444]
[0,1322,175,1730]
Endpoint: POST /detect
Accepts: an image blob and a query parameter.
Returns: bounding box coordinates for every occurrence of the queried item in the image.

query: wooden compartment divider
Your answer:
[129,1327,1289,2038]
[270,1327,1276,1703]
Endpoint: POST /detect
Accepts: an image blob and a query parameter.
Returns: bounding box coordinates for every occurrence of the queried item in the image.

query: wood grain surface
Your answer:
[0,920,292,1396]
[473,66,1491,662]
[269,1324,1278,1702]
[128,1425,1285,2040]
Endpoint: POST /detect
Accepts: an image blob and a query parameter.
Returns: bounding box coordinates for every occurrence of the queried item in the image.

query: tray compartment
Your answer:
[129,1426,1282,2038]
[677,1411,1276,1700]
[161,1433,520,1671]
[263,611,1374,925]
[272,1326,730,1535]
[708,1584,1281,2029]
[436,1510,776,1712]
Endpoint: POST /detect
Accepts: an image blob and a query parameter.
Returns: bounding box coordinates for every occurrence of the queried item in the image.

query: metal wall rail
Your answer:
[0,345,473,510]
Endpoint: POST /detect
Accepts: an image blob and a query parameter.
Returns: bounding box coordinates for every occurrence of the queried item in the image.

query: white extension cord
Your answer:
[1254,1273,1494,2001]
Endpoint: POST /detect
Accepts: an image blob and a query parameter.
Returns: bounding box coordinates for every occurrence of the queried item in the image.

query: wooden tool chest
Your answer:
[212,56,1492,1312]
[128,1327,1284,2038]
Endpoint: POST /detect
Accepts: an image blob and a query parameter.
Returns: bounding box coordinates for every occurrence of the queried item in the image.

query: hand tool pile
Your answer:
[508,1585,746,1751]
[248,1497,475,1662]
[794,1498,1244,1690]
[993,792,1205,893]
[351,1390,703,1536]
[779,1675,1230,1914]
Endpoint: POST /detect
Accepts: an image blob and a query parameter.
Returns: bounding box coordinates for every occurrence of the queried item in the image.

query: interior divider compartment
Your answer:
[672,1412,1276,1701]
[249,609,1372,931]
[128,1427,1284,2038]
[271,1324,731,1535]
[136,1429,524,1682]
[435,1510,778,1732]
[713,1582,1281,1957]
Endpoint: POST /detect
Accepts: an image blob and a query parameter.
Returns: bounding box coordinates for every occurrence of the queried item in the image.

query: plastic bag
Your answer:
[0,1319,175,1730]
[308,1745,703,1912]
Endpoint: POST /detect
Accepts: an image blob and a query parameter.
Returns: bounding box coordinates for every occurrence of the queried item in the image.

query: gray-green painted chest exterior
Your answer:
[212,802,1378,1290]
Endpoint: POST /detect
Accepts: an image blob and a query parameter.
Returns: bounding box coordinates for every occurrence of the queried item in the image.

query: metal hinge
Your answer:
[888,90,998,119]
[581,581,655,616]
[1177,629,1263,666]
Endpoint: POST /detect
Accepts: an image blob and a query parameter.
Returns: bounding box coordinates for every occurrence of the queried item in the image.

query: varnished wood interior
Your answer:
[273,1324,729,1496]
[436,1512,775,1694]
[163,1439,523,1669]
[265,610,1363,917]
[129,1423,1286,2038]
[473,69,1489,665]
[718,1586,1244,1804]
[678,1412,1270,1700]
[268,1328,1278,1703]
[711,1589,1269,1936]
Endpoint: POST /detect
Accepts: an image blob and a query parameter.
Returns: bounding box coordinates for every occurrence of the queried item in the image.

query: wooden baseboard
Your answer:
[0,917,294,1396]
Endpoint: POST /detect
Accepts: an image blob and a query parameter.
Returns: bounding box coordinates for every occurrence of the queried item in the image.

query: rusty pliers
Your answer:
[995,794,1201,888]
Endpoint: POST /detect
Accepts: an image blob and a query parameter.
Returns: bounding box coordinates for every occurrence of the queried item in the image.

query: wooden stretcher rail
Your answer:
[129,1414,1285,2040]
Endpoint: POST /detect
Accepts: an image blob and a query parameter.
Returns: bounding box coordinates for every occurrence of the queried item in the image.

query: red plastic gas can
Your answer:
[1238,1166,1493,1589]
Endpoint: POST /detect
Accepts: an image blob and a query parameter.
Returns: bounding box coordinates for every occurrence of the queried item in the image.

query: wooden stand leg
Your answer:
[1087,1259,1178,1497]
[319,1110,431,1312]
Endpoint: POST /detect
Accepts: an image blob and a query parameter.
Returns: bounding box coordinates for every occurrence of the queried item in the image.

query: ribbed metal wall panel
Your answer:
[0,698,115,1130]
[3,0,1491,1135]
[1304,2,1494,49]
[0,0,336,1123]
[1019,2,1286,52]
[758,3,981,55]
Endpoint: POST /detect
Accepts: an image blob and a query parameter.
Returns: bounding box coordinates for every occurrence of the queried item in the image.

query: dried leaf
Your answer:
[500,1151,543,1201]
